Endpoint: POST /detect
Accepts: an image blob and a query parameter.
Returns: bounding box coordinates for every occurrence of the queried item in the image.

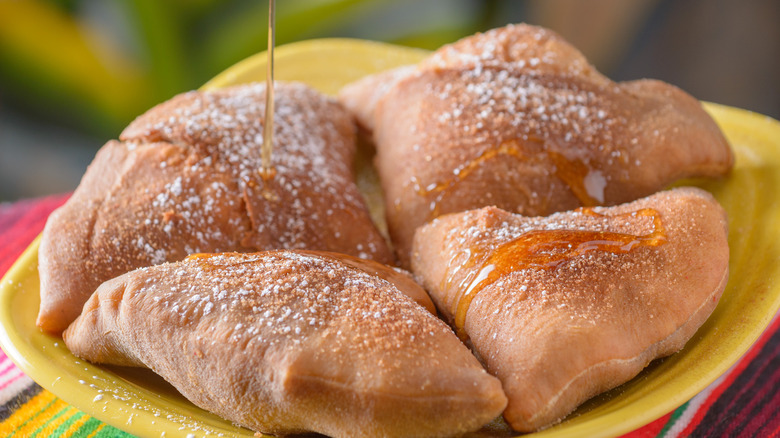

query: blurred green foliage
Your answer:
[0,0,517,139]
[3,0,777,203]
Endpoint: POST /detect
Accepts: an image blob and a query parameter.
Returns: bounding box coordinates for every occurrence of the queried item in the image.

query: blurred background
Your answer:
[1,0,778,203]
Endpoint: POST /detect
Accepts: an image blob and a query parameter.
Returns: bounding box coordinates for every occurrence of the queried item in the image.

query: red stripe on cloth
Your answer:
[738,353,780,437]
[719,330,780,437]
[677,371,739,436]
[680,315,780,436]
[0,193,69,277]
[758,390,780,437]
[0,361,16,378]
[619,412,673,437]
[0,371,25,392]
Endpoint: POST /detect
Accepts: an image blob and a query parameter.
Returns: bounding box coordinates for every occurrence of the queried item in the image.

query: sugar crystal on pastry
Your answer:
[63,250,507,438]
[340,23,733,266]
[411,187,729,431]
[37,82,393,334]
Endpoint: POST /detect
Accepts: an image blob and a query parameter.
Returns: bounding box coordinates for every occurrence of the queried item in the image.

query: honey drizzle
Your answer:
[260,0,278,201]
[548,150,600,206]
[411,140,526,197]
[410,137,606,218]
[450,208,667,338]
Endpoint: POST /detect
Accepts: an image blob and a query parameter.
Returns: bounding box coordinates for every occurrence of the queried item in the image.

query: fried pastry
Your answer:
[63,250,507,437]
[340,24,733,266]
[411,187,729,431]
[37,82,395,334]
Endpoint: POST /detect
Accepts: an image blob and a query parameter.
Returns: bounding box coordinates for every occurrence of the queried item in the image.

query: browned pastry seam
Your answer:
[410,187,729,432]
[340,24,733,267]
[63,250,508,437]
[38,82,395,334]
[525,266,728,428]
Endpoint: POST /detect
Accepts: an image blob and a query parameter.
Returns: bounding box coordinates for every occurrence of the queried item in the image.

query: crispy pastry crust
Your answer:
[411,187,729,431]
[340,24,733,266]
[63,250,507,437]
[38,82,393,333]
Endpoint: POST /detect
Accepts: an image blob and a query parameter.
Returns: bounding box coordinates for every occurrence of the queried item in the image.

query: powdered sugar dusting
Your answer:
[423,65,625,170]
[106,82,390,266]
[123,83,355,200]
[423,24,593,80]
[129,251,447,355]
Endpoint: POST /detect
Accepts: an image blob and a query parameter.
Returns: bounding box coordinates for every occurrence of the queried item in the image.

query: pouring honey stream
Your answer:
[260,0,279,201]
[449,207,668,339]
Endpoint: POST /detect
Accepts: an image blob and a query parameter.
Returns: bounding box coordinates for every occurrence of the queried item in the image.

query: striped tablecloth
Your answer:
[1,194,778,438]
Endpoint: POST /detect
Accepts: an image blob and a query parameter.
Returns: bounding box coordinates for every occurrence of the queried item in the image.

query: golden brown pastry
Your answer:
[340,24,733,266]
[411,187,729,432]
[63,250,507,438]
[38,82,394,334]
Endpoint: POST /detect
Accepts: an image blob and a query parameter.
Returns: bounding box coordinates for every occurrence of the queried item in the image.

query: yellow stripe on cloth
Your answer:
[31,405,80,437]
[86,422,106,437]
[0,390,65,436]
[1,389,137,437]
[60,412,93,437]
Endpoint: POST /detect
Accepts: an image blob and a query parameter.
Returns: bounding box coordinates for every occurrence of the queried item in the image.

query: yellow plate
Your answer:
[2,38,780,438]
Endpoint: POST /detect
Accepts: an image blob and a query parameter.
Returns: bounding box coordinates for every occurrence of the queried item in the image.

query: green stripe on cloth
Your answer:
[5,392,59,436]
[29,404,72,437]
[67,416,102,437]
[656,401,689,437]
[0,390,135,438]
[49,410,86,437]
[56,413,134,438]
[85,424,136,438]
